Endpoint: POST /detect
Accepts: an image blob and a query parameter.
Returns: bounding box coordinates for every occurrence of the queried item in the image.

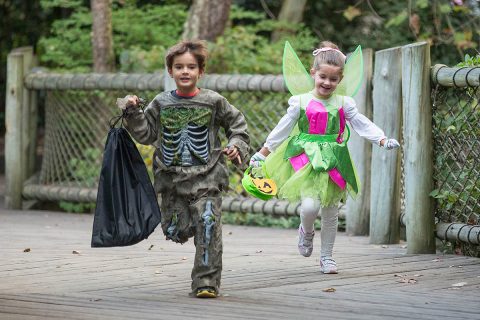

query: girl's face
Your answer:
[168,52,204,95]
[310,64,343,99]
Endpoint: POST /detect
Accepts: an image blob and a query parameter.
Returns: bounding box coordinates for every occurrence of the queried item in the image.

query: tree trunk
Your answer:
[182,0,232,41]
[91,0,115,72]
[272,0,307,42]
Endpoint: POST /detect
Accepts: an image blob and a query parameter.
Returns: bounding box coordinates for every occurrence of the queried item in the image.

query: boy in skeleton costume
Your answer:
[118,40,249,298]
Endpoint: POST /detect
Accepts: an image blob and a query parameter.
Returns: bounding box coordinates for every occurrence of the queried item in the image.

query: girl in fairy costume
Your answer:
[249,41,400,274]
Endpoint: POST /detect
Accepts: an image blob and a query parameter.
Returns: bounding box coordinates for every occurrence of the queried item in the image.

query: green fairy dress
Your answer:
[263,41,364,206]
[264,93,359,206]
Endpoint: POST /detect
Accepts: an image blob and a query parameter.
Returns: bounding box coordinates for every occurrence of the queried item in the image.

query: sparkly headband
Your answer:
[312,47,346,60]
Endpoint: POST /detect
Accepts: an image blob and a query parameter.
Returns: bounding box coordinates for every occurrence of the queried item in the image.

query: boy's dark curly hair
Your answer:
[165,40,208,71]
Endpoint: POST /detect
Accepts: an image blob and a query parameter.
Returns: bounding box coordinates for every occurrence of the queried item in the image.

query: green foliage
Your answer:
[222,211,346,231]
[59,200,95,213]
[457,53,480,67]
[303,0,480,66]
[37,2,187,72]
[58,146,102,213]
[208,6,317,74]
[38,1,480,73]
[40,0,84,9]
[37,2,316,74]
[222,211,302,228]
[38,7,92,71]
[58,148,102,213]
[113,3,187,72]
[431,50,480,256]
[69,148,103,187]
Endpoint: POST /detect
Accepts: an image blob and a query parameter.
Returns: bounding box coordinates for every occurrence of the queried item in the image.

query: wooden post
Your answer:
[346,48,374,236]
[369,46,403,244]
[5,50,26,209]
[27,54,39,176]
[402,42,435,253]
[15,47,37,181]
[163,67,176,92]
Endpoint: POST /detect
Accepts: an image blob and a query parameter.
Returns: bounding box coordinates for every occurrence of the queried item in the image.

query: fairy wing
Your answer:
[282,41,313,96]
[334,45,363,97]
[283,41,364,98]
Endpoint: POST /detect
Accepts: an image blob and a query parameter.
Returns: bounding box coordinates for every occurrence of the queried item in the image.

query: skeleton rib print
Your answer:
[162,123,209,166]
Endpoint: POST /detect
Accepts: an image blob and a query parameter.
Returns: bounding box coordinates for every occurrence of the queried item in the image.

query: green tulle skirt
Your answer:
[264,136,358,207]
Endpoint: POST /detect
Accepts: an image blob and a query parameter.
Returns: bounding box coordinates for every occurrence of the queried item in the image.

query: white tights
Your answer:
[300,198,338,258]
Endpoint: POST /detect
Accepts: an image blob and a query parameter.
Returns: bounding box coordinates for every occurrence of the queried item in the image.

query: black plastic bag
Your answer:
[91,122,161,247]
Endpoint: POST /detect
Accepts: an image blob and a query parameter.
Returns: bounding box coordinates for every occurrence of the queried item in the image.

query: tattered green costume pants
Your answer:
[160,189,223,292]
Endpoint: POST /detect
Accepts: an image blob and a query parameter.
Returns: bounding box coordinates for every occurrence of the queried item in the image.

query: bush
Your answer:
[37,3,316,74]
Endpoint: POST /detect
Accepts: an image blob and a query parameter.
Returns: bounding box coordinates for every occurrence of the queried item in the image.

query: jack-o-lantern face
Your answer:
[251,177,277,195]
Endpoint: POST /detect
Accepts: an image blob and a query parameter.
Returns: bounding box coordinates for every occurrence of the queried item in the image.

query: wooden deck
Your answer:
[1,209,479,320]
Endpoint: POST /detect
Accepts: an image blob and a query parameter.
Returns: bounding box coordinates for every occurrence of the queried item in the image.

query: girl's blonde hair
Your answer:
[165,40,208,72]
[312,41,345,71]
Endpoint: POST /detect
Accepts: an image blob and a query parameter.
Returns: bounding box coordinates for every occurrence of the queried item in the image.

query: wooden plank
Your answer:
[370,46,403,244]
[5,52,25,209]
[346,48,374,236]
[1,209,479,320]
[26,52,39,178]
[401,42,435,253]
[14,47,35,183]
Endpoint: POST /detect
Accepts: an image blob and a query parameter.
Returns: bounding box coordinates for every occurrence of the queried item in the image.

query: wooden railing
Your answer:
[10,42,478,254]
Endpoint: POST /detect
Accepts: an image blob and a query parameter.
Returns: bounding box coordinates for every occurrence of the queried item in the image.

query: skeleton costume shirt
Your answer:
[124,88,249,293]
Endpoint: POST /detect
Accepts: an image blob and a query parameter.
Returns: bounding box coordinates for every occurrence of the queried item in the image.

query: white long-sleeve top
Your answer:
[264,95,387,152]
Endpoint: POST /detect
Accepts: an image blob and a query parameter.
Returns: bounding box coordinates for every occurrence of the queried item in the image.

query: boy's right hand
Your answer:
[116,95,139,110]
[249,152,266,167]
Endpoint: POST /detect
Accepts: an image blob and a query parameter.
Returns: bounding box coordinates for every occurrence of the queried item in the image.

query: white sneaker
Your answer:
[320,257,338,274]
[298,225,314,257]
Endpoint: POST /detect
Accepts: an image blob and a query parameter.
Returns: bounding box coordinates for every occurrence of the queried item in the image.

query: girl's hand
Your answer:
[223,145,241,164]
[116,95,140,110]
[380,138,400,150]
[249,152,266,167]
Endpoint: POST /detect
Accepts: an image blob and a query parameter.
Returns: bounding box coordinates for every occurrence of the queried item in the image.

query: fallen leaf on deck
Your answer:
[451,282,467,287]
[228,231,233,235]
[148,245,154,250]
[72,250,80,254]
[182,257,187,260]
[322,287,336,292]
[23,248,31,252]
[256,250,263,253]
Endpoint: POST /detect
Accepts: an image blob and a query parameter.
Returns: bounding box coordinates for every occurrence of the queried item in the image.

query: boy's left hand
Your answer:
[223,145,241,164]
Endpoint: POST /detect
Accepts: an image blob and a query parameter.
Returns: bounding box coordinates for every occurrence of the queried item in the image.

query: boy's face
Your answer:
[168,52,204,95]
